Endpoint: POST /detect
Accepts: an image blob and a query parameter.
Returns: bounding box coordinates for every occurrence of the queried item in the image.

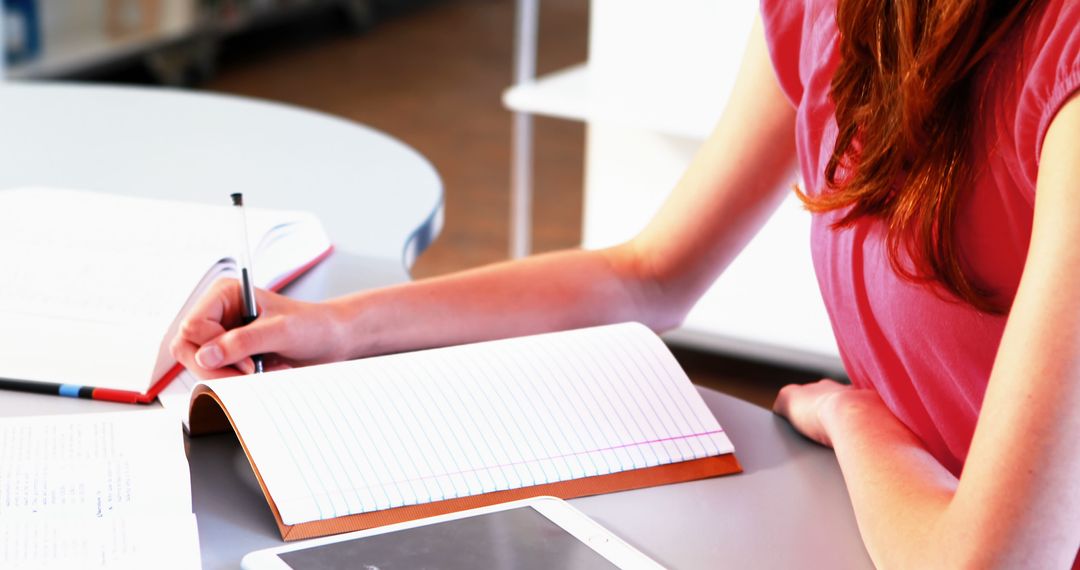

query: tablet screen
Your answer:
[277,506,619,569]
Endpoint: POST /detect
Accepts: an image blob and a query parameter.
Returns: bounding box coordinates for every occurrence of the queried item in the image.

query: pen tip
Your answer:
[230,192,243,206]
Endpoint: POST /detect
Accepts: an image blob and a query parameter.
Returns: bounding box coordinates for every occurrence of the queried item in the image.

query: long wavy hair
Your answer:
[798,1,1037,314]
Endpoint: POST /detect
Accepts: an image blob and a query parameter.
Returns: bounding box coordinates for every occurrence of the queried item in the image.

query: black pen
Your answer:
[231,192,264,374]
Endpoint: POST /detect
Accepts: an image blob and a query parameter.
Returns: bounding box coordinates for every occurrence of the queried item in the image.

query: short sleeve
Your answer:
[1015,0,1080,168]
[760,0,806,106]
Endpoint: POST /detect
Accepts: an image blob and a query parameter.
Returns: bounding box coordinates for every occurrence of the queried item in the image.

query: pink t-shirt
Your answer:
[761,0,1080,475]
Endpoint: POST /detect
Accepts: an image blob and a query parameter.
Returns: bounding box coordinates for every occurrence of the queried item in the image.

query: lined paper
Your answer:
[205,322,733,526]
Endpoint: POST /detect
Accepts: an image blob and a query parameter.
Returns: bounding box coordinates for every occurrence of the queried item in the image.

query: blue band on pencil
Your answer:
[59,384,83,398]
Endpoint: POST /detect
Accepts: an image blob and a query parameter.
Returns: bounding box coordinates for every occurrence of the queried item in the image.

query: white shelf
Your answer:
[5,0,201,80]
[4,0,350,80]
[8,27,192,79]
[504,0,756,139]
[503,64,589,121]
[503,63,722,140]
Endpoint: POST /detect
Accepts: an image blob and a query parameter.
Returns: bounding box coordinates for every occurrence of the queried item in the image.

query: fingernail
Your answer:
[195,345,223,368]
[238,360,255,375]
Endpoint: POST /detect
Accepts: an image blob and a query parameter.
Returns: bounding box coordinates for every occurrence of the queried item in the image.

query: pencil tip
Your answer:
[230,192,243,206]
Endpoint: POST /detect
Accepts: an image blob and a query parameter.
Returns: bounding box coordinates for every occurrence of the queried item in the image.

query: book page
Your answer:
[159,370,201,429]
[204,323,733,526]
[0,514,201,570]
[250,215,333,289]
[0,410,191,519]
[0,187,327,393]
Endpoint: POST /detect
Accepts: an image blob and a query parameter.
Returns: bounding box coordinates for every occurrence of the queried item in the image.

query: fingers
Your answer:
[178,317,227,347]
[771,379,851,448]
[772,383,796,415]
[175,280,243,350]
[172,279,287,373]
[193,318,285,369]
[169,336,244,380]
[196,279,243,323]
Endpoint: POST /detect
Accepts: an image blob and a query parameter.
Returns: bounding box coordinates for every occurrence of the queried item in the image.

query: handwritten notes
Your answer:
[0,411,199,569]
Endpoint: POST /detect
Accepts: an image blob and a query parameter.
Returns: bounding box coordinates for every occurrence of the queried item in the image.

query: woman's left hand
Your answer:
[772,378,853,447]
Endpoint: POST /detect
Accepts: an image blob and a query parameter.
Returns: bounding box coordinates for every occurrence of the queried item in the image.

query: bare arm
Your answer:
[777,95,1080,568]
[172,17,798,375]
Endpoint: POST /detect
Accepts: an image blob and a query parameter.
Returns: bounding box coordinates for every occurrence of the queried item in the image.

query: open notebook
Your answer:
[188,322,741,541]
[0,187,332,403]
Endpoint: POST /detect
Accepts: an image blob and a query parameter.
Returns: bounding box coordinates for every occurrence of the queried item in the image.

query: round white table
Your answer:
[0,82,443,268]
[0,83,872,569]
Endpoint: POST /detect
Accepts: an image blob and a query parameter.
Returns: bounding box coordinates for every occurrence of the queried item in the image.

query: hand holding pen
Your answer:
[170,195,352,379]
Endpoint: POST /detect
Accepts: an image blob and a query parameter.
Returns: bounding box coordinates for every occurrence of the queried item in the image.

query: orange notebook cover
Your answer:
[187,323,742,541]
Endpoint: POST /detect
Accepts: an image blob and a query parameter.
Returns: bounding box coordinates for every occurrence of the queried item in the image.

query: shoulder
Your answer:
[759,0,835,105]
[1013,0,1080,162]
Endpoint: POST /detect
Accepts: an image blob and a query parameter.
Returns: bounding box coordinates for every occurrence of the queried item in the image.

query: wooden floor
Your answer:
[116,0,822,408]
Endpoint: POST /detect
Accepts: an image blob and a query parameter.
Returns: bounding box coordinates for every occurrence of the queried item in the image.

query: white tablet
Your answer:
[241,497,664,570]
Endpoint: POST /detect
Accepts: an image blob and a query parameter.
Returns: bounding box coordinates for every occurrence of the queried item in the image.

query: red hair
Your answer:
[799,1,1036,313]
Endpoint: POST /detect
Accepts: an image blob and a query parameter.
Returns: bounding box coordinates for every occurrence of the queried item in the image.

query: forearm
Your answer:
[820,384,1080,570]
[821,392,967,569]
[326,244,657,358]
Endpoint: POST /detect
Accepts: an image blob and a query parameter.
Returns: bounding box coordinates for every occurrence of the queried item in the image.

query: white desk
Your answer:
[0,83,871,569]
[0,355,874,569]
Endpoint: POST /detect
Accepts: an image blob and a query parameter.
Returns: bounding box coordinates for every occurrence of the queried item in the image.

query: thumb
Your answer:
[195,319,280,369]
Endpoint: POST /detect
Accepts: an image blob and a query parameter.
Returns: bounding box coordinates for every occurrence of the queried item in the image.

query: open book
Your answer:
[0,410,200,569]
[188,322,741,541]
[0,187,332,403]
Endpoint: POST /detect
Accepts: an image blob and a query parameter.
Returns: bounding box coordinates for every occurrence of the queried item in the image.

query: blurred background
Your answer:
[2,0,830,406]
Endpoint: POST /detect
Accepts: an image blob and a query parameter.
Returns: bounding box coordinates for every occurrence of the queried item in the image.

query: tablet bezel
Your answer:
[240,496,664,570]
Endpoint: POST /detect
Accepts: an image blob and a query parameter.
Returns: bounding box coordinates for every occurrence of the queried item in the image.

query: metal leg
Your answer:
[510,110,534,258]
[509,0,540,258]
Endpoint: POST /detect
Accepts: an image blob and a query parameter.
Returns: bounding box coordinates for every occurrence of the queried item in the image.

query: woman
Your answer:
[172,0,1080,566]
